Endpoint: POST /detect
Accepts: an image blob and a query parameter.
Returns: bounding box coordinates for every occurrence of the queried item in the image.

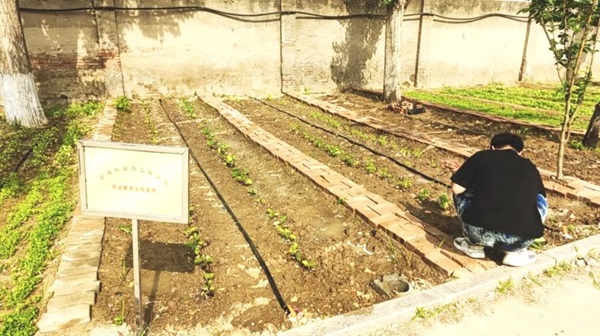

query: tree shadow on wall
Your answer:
[331,0,385,91]
[18,0,200,104]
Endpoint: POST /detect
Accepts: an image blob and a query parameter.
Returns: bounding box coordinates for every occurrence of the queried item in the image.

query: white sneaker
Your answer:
[503,249,536,267]
[454,237,485,259]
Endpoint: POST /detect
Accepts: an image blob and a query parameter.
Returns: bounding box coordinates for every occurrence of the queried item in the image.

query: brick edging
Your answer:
[199,95,496,278]
[286,92,600,208]
[37,101,117,333]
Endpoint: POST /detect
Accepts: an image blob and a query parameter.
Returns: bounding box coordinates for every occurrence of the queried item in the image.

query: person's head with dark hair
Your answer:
[490,132,524,153]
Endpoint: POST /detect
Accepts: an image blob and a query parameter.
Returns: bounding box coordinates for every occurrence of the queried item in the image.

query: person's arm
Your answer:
[451,182,466,195]
[450,153,479,195]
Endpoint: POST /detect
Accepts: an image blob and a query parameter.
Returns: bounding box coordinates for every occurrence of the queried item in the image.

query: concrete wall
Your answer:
[115,0,281,97]
[8,0,588,102]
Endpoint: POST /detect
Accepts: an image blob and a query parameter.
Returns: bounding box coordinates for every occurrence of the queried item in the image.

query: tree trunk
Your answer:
[383,2,404,103]
[583,103,600,148]
[0,0,47,127]
[556,100,571,180]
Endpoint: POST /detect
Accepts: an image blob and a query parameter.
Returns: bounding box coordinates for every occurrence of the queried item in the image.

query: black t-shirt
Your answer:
[451,149,545,238]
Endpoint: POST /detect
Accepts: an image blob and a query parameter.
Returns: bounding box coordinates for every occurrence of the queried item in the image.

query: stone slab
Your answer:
[52,280,101,297]
[46,291,96,313]
[63,243,102,253]
[51,272,98,290]
[63,234,103,246]
[61,250,102,262]
[58,257,101,270]
[36,304,91,333]
[55,266,98,279]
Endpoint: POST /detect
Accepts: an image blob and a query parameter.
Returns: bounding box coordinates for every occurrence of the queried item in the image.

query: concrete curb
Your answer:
[37,101,117,333]
[278,234,600,336]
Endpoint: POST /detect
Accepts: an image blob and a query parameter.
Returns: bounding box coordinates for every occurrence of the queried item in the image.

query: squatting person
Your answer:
[450,132,548,267]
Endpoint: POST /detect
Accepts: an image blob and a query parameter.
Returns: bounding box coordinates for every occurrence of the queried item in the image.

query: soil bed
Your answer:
[233,96,600,248]
[321,91,600,186]
[94,99,444,335]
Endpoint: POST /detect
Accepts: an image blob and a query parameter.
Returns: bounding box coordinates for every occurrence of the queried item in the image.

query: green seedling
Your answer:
[118,225,132,234]
[179,99,197,118]
[115,96,132,112]
[397,177,413,190]
[340,153,359,167]
[337,197,346,205]
[413,307,434,320]
[437,194,451,210]
[377,168,392,179]
[377,135,388,146]
[364,160,377,174]
[194,254,213,266]
[569,141,585,150]
[529,237,546,251]
[113,299,126,325]
[302,259,316,270]
[496,278,514,294]
[217,143,230,155]
[277,226,296,241]
[224,154,236,167]
[544,261,573,277]
[246,187,258,196]
[416,189,430,202]
[266,208,280,219]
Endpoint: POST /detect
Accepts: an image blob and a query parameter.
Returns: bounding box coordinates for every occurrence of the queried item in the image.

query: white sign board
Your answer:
[78,140,189,224]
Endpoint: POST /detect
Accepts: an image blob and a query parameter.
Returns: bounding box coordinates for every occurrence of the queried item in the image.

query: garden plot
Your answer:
[319,91,600,186]
[92,98,444,335]
[236,96,599,249]
[0,103,102,335]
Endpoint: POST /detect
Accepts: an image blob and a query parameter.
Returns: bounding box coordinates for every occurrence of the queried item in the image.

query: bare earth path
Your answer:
[367,262,600,336]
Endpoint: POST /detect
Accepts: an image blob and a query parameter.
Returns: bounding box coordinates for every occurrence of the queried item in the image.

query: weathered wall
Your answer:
[7,0,590,103]
[20,1,105,104]
[115,0,281,97]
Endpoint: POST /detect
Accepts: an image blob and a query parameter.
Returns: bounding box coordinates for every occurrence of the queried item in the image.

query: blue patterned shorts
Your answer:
[453,192,548,252]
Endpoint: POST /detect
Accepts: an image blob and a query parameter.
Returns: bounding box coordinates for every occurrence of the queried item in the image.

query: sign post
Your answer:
[132,218,143,333]
[77,140,189,335]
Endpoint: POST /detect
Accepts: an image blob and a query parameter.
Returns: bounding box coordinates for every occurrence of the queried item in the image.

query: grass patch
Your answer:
[0,102,98,336]
[404,84,594,131]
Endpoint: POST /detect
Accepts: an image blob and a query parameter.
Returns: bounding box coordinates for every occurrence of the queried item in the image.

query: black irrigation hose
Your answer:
[19,5,529,23]
[255,99,451,189]
[157,99,291,316]
[0,147,33,190]
[13,148,33,173]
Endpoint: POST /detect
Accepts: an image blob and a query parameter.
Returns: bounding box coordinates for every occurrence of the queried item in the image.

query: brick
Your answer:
[590,197,600,208]
[344,187,362,198]
[367,203,399,216]
[345,195,370,207]
[37,304,91,333]
[423,251,463,277]
[405,236,438,257]
[439,247,486,272]
[370,213,399,226]
[47,291,96,313]
[384,222,426,242]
